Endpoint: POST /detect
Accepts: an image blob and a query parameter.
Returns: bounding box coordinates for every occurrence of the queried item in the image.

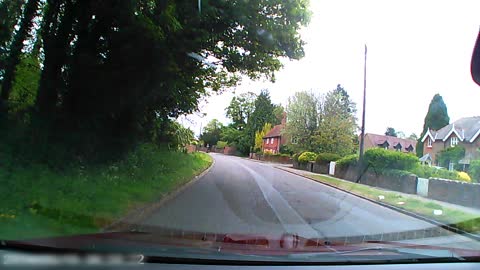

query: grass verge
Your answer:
[0,144,212,240]
[306,174,480,234]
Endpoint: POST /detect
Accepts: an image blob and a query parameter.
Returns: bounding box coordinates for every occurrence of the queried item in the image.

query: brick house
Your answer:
[262,114,287,154]
[421,116,480,170]
[362,133,416,153]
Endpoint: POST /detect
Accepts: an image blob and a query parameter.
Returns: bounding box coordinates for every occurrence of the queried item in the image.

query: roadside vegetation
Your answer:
[307,174,480,234]
[0,142,212,240]
[0,1,310,239]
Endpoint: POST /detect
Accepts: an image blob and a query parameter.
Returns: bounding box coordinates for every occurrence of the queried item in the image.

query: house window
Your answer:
[451,136,458,147]
[427,138,432,147]
[265,139,269,145]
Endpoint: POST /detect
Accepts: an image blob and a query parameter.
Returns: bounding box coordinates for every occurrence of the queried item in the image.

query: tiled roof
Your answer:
[364,133,417,152]
[431,116,480,142]
[263,124,284,138]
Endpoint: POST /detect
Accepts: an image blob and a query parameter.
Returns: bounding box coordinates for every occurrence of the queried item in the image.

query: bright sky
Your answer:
[181,0,480,138]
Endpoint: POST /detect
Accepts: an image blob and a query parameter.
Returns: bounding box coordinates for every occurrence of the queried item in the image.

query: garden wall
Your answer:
[293,161,480,208]
[253,154,292,164]
[333,166,418,194]
[427,178,480,208]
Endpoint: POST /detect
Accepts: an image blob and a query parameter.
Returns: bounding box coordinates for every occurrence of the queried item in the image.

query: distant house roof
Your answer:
[364,133,417,152]
[421,116,480,143]
[263,124,284,138]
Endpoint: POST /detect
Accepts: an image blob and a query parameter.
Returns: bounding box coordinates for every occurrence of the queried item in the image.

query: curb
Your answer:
[103,153,216,232]
[275,166,480,242]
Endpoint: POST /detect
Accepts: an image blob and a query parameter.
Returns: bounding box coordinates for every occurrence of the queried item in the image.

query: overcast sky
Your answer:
[180,0,480,138]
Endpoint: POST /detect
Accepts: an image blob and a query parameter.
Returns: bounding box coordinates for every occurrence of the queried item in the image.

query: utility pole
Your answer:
[359,44,367,164]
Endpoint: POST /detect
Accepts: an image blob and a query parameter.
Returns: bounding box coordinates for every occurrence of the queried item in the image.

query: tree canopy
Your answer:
[283,91,319,153]
[313,87,357,156]
[417,94,450,156]
[247,90,277,146]
[225,92,256,130]
[200,119,224,147]
[0,0,311,158]
[385,127,397,137]
[285,86,357,155]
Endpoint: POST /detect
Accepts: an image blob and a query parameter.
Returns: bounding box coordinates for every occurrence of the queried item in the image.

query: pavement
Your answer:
[136,154,480,248]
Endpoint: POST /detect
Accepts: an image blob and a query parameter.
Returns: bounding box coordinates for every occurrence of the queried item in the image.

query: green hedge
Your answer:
[411,164,463,181]
[216,141,228,148]
[364,148,418,171]
[382,169,414,178]
[293,152,303,162]
[336,154,358,169]
[298,152,317,163]
[315,153,341,164]
[265,153,291,157]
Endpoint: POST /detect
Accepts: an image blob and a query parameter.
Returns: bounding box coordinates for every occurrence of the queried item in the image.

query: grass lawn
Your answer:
[307,174,480,234]
[0,144,212,240]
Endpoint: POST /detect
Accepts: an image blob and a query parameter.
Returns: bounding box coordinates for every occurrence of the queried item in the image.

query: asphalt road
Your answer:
[138,154,478,246]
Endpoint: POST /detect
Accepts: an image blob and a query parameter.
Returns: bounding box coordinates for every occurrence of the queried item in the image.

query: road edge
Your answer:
[274,166,480,242]
[103,153,215,232]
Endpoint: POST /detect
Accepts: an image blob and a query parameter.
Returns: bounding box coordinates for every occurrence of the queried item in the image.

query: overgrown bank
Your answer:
[0,144,212,240]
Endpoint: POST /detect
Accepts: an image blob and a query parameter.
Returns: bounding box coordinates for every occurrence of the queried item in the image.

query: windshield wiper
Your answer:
[289,246,466,262]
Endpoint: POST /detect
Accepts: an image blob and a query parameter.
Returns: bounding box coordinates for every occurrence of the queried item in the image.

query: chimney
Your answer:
[281,112,287,125]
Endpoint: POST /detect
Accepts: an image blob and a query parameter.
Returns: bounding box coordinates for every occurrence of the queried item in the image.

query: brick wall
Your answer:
[332,167,418,194]
[427,178,480,208]
[263,137,280,153]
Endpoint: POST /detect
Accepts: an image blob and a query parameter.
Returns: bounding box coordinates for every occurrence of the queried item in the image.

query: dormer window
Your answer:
[394,143,402,151]
[427,137,432,147]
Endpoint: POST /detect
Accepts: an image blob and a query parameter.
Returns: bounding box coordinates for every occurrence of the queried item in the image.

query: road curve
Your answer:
[137,154,474,245]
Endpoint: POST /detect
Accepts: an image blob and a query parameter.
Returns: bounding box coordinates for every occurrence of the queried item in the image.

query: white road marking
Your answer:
[237,161,319,238]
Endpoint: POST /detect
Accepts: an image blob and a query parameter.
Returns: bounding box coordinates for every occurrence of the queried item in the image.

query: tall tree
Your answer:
[273,104,285,125]
[1,0,39,106]
[331,84,357,115]
[32,0,311,141]
[36,0,76,116]
[199,119,224,147]
[396,131,406,139]
[248,90,276,149]
[225,92,256,130]
[417,94,450,156]
[313,87,357,156]
[408,133,418,141]
[385,127,397,137]
[284,91,319,153]
[0,0,26,78]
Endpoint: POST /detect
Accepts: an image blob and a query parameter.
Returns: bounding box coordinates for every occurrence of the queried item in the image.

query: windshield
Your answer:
[1,0,480,265]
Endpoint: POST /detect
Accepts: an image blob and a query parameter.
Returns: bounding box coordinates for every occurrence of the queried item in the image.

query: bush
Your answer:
[293,152,303,162]
[469,160,480,182]
[279,145,294,155]
[336,154,358,169]
[364,148,418,171]
[457,171,472,182]
[264,149,275,155]
[382,169,414,177]
[272,153,291,157]
[315,153,341,164]
[216,141,228,148]
[410,164,462,181]
[437,146,465,168]
[298,152,317,163]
